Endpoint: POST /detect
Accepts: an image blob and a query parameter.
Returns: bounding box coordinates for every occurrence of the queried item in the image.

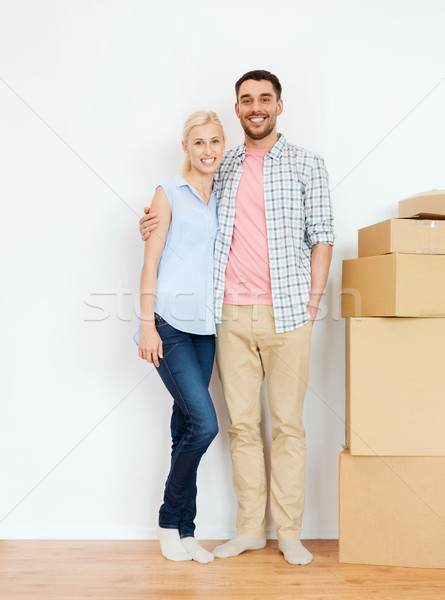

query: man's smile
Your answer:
[248,115,267,124]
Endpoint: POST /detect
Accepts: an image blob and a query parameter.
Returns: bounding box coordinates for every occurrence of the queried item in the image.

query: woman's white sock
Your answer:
[156,526,192,561]
[181,537,214,564]
[181,537,214,563]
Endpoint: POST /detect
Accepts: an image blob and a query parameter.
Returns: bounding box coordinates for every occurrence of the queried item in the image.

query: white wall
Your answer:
[1,0,444,539]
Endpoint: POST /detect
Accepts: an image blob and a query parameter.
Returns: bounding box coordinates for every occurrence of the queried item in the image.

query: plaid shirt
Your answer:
[214,134,334,333]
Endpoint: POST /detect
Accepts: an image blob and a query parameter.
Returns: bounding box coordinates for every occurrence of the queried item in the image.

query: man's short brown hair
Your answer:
[235,70,282,101]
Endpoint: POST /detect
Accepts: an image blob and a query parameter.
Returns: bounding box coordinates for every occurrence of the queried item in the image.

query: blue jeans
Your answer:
[154,314,218,538]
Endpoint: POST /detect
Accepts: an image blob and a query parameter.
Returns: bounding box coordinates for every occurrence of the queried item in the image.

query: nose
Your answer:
[203,143,212,155]
[251,99,262,113]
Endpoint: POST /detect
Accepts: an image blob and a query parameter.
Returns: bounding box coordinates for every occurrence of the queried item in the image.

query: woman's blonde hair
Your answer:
[182,110,225,177]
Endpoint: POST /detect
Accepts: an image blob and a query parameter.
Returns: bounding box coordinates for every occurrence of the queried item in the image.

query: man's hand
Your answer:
[307,293,322,324]
[308,243,333,325]
[139,207,159,241]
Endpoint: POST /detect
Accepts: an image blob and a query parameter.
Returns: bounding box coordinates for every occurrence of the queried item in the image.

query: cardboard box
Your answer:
[341,253,445,317]
[345,318,445,456]
[399,189,445,219]
[339,449,445,568]
[358,218,445,258]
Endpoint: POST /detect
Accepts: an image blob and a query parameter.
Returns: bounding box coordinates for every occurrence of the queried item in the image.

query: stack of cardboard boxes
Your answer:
[339,190,445,569]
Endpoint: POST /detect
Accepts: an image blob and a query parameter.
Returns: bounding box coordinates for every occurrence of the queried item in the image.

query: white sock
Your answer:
[213,535,266,558]
[156,526,192,561]
[278,538,313,565]
[181,537,214,564]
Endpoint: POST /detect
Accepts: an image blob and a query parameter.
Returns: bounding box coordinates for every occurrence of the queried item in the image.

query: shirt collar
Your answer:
[236,133,287,161]
[173,175,218,194]
[174,175,189,188]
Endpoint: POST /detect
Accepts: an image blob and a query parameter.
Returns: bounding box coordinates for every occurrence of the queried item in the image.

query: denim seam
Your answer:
[159,355,195,533]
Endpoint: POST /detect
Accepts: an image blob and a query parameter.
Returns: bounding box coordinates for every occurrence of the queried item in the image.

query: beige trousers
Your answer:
[216,304,312,541]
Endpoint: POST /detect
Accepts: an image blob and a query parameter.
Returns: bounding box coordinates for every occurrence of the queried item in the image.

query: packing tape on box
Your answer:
[415,221,437,253]
[415,247,438,254]
[415,220,437,227]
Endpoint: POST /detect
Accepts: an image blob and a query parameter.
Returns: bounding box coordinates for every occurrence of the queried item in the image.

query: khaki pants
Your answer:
[216,304,312,541]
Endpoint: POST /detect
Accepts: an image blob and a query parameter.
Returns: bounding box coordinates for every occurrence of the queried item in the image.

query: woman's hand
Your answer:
[138,325,164,367]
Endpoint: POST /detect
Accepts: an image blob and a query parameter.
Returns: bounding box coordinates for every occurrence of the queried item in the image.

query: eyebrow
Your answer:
[239,93,274,99]
[192,136,221,141]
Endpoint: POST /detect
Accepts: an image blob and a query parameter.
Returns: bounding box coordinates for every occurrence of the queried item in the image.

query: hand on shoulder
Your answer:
[139,206,159,241]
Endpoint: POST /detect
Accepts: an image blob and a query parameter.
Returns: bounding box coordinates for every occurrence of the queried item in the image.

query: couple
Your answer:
[135,70,334,565]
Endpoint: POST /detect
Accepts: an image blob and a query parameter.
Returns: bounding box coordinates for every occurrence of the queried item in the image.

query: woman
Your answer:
[135,111,225,563]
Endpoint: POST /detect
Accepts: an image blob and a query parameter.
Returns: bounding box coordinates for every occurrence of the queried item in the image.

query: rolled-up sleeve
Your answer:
[304,155,335,246]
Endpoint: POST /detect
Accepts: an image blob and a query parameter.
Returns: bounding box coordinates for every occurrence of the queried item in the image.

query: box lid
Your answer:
[399,189,445,219]
[358,217,445,257]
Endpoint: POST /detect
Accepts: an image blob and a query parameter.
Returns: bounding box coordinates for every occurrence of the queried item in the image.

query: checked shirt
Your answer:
[213,134,334,334]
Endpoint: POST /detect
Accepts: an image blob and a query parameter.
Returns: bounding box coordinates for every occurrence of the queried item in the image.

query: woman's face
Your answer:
[183,124,225,175]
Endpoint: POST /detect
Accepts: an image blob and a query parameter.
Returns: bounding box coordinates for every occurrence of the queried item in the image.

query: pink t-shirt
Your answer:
[223,147,273,306]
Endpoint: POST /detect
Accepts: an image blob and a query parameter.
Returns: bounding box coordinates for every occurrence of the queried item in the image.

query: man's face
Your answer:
[235,79,283,141]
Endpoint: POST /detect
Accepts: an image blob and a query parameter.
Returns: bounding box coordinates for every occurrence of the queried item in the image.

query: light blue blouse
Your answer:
[134,175,218,342]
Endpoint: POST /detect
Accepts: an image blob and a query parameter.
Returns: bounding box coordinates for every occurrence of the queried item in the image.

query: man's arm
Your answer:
[139,206,159,241]
[303,154,335,323]
[307,243,333,324]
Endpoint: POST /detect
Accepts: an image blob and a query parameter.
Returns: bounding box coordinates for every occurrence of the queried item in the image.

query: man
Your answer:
[140,70,334,565]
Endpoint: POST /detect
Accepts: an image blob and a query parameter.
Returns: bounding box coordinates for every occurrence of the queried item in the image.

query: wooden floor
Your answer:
[1,540,444,600]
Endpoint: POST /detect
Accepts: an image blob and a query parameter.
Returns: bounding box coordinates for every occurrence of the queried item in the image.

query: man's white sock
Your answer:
[213,535,266,558]
[181,537,214,564]
[278,538,313,565]
[156,526,192,561]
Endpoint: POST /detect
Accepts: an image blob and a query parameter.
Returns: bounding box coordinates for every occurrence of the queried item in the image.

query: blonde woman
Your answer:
[135,111,225,563]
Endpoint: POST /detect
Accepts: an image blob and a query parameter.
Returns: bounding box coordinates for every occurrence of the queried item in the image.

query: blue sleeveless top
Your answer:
[134,175,218,341]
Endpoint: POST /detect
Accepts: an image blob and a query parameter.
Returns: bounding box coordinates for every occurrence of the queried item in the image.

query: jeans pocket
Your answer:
[154,313,168,328]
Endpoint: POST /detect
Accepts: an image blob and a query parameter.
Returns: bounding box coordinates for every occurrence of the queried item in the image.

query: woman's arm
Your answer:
[138,187,172,366]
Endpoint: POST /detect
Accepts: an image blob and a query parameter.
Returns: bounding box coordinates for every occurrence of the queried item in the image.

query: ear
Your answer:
[182,140,188,154]
[277,98,283,116]
[234,102,240,119]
